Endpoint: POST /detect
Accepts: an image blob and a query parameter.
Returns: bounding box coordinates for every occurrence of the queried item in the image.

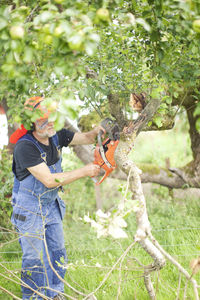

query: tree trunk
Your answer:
[115,142,165,299]
[112,99,167,298]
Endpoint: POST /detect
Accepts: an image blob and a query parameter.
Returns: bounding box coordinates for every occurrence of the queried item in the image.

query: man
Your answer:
[10,97,102,299]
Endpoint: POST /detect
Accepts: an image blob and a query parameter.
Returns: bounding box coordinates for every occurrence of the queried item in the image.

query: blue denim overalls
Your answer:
[11,133,67,299]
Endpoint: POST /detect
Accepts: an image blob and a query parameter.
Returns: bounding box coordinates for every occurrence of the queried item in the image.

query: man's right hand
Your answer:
[83,163,101,177]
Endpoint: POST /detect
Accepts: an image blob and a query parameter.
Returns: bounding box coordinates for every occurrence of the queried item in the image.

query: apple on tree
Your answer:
[9,25,25,39]
[193,20,200,33]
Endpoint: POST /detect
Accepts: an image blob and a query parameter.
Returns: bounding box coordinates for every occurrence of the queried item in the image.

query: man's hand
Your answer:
[28,162,101,188]
[83,163,101,177]
[92,125,106,137]
[70,125,106,145]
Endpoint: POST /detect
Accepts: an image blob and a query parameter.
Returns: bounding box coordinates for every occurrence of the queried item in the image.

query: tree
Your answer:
[0,0,200,299]
[0,0,199,187]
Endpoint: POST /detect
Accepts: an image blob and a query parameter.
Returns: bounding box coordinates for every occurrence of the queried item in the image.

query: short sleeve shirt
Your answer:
[13,129,74,181]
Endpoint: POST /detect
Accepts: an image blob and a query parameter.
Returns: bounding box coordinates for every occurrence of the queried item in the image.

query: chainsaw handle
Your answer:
[97,131,112,169]
[95,168,113,185]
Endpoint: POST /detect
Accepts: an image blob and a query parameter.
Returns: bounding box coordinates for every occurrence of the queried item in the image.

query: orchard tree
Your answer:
[0,0,200,299]
[0,0,199,187]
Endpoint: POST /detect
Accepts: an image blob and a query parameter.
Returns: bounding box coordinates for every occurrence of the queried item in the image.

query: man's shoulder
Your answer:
[14,134,40,154]
[56,128,75,147]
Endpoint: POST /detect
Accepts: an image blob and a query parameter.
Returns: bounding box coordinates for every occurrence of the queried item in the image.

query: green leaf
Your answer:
[25,110,32,117]
[55,178,61,183]
[136,18,150,31]
[60,256,65,263]
[54,114,66,131]
[60,21,72,36]
[68,33,84,50]
[6,51,14,63]
[0,17,7,30]
[195,117,200,132]
[0,31,9,40]
[166,97,172,104]
[153,116,163,128]
[194,105,200,117]
[194,70,200,77]
[89,33,100,43]
[173,92,179,98]
[85,41,97,56]
[48,111,58,122]
[3,6,11,19]
[13,51,20,63]
[159,103,168,109]
[150,88,161,99]
[64,8,78,17]
[40,11,54,23]
[23,47,33,63]
[11,40,19,50]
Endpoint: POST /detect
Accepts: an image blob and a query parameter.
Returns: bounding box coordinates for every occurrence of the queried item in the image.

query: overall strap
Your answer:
[51,134,61,157]
[17,134,47,163]
[17,133,61,162]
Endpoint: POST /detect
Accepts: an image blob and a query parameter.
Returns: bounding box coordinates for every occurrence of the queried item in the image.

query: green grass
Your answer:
[129,117,193,168]
[1,188,198,299]
[60,193,200,300]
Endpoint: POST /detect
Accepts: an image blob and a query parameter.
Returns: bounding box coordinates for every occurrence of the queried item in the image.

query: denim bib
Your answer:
[11,133,66,232]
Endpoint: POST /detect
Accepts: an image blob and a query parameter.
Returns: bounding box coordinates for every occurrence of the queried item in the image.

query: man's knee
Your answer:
[52,248,67,284]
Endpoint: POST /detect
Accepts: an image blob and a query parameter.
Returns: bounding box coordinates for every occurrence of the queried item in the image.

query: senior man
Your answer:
[10,97,102,300]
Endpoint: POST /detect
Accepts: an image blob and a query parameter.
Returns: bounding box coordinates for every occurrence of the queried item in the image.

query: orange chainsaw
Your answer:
[93,118,120,185]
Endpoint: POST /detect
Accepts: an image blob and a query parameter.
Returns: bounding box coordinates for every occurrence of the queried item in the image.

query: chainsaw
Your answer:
[93,118,120,185]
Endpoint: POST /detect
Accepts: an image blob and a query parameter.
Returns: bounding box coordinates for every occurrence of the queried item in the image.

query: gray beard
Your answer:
[36,129,56,139]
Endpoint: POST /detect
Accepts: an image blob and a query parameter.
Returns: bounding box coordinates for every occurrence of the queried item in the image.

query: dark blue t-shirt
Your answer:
[13,129,74,181]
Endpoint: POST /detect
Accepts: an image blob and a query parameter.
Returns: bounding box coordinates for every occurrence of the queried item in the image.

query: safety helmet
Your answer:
[24,96,50,120]
[10,96,50,144]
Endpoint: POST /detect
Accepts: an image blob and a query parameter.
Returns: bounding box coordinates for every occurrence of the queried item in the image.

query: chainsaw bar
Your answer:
[98,131,112,169]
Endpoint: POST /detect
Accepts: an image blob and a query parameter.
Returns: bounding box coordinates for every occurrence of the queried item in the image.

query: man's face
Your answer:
[35,118,56,138]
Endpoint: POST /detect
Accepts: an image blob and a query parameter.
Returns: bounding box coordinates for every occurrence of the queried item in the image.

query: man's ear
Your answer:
[31,123,35,130]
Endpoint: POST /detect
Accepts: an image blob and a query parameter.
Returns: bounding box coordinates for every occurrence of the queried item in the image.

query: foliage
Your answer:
[81,0,200,127]
[0,0,199,130]
[0,149,13,239]
[0,0,103,129]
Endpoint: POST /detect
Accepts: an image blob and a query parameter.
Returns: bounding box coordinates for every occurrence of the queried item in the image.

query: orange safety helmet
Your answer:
[10,96,50,144]
[24,96,50,120]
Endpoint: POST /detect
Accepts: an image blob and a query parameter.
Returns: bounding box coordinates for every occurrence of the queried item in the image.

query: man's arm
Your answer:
[27,162,100,188]
[70,126,104,145]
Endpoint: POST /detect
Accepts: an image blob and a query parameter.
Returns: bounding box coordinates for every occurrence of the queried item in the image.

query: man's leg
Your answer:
[19,231,46,300]
[43,222,67,298]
